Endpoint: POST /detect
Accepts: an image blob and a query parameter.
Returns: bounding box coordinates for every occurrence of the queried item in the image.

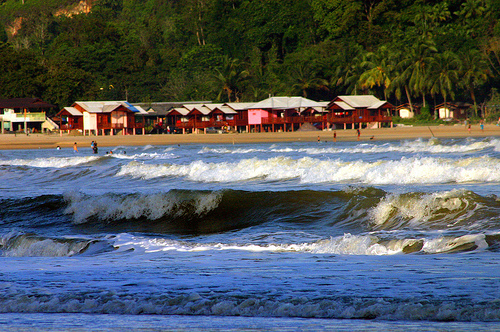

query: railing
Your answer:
[175,119,236,129]
[325,114,392,123]
[171,114,392,130]
[60,124,83,130]
[6,112,46,122]
[98,123,144,130]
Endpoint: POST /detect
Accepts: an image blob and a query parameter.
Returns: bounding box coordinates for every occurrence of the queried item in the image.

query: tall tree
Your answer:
[399,40,438,107]
[428,51,459,110]
[213,56,248,102]
[358,46,395,100]
[458,48,491,116]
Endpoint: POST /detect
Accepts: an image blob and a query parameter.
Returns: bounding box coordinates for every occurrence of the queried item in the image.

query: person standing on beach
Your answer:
[73,142,78,152]
[333,131,337,142]
[357,128,360,141]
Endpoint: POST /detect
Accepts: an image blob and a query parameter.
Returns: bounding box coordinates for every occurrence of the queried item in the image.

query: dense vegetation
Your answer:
[1,0,500,117]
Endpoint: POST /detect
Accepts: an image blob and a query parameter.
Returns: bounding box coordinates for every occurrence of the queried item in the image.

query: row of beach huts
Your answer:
[0,95,472,135]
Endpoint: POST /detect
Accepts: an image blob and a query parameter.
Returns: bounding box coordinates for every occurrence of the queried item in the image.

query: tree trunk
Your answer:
[405,86,414,113]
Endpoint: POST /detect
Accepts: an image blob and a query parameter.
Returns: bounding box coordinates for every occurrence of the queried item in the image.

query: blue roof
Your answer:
[124,101,140,113]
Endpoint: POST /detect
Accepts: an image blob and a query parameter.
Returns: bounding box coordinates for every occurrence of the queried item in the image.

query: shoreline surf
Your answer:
[0,124,499,150]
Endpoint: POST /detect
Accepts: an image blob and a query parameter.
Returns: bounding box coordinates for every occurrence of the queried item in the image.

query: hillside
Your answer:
[0,0,499,117]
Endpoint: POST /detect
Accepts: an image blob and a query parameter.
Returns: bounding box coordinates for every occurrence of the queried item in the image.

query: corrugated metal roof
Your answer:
[250,97,322,110]
[0,98,55,109]
[168,107,190,116]
[63,107,82,116]
[205,104,237,114]
[336,95,381,108]
[225,102,256,110]
[368,100,388,110]
[75,101,123,113]
[182,104,206,112]
[334,101,355,111]
[74,101,145,114]
[123,102,147,114]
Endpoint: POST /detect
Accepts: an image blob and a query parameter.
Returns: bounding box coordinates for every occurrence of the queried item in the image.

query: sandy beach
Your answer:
[0,124,499,150]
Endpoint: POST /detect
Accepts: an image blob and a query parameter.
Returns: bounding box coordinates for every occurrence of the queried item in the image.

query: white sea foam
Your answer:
[368,189,479,229]
[0,286,497,321]
[116,155,500,184]
[0,233,90,257]
[111,152,177,160]
[199,138,497,155]
[0,156,99,168]
[63,191,222,224]
[110,232,491,256]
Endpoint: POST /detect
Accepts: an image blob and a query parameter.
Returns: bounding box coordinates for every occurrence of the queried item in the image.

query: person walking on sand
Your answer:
[73,142,78,152]
[357,128,360,141]
[468,123,471,134]
[333,131,337,142]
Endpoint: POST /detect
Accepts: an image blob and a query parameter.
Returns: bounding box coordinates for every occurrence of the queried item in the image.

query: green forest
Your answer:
[1,0,500,118]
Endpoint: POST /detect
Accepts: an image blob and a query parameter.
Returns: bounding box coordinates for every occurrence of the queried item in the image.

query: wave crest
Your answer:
[63,190,223,225]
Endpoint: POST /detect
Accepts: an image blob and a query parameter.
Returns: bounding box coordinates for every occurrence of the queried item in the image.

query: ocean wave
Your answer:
[111,232,498,256]
[4,188,500,235]
[63,190,223,226]
[0,156,100,168]
[1,226,497,258]
[198,138,497,155]
[368,189,488,230]
[0,232,112,257]
[0,288,498,321]
[116,155,500,184]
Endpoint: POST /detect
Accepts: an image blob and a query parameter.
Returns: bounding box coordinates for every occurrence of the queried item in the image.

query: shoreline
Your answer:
[0,124,499,150]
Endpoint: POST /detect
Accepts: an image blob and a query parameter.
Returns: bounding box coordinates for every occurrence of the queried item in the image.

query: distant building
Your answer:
[396,103,422,119]
[162,95,393,134]
[247,96,325,132]
[56,101,147,135]
[435,102,471,120]
[326,95,394,129]
[0,98,55,133]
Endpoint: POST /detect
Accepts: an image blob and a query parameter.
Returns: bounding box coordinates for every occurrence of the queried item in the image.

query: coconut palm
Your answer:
[213,56,249,102]
[288,62,329,98]
[428,51,460,109]
[399,40,438,108]
[458,49,491,116]
[358,46,395,100]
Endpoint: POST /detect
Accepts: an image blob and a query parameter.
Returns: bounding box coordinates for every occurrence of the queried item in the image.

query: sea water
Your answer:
[0,137,499,331]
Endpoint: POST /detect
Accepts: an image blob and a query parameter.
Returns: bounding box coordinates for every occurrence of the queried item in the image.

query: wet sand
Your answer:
[0,124,498,150]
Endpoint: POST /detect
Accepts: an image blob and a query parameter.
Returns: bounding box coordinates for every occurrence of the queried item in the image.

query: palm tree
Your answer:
[458,49,491,116]
[358,46,395,100]
[213,56,249,102]
[288,63,329,98]
[399,40,438,108]
[337,52,368,95]
[428,51,460,110]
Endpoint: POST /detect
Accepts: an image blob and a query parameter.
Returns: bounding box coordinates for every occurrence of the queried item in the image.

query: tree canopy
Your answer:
[0,0,499,116]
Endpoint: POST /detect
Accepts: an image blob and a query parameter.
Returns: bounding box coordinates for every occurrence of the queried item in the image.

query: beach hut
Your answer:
[326,95,393,129]
[247,96,323,132]
[396,103,421,119]
[70,101,147,136]
[0,98,55,134]
[54,107,83,132]
[435,102,471,120]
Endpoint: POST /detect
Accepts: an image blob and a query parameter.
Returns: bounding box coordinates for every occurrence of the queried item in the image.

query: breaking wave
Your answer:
[116,156,500,184]
[0,156,100,168]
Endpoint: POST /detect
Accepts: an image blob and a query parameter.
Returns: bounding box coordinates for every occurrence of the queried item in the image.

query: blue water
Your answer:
[0,137,500,330]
